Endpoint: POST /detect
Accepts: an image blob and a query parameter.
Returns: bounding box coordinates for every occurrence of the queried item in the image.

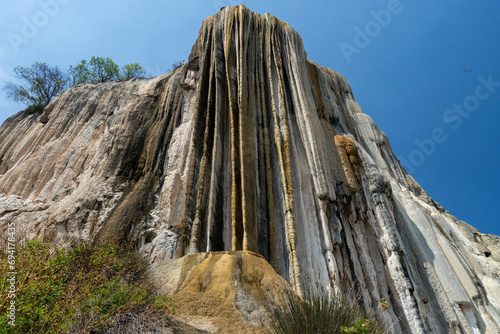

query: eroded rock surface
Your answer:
[1,5,499,333]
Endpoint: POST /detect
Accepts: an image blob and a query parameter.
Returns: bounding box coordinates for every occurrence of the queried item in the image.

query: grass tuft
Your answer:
[267,288,390,334]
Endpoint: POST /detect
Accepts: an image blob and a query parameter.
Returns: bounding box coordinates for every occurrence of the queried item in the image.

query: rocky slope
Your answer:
[1,5,499,333]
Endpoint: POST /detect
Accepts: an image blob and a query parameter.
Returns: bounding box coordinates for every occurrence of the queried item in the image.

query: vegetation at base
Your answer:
[268,289,390,334]
[0,239,175,334]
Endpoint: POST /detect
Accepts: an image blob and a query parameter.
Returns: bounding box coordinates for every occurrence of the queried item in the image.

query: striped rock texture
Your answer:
[1,5,499,333]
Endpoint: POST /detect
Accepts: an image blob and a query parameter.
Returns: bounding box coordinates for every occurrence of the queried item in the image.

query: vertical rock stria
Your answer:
[0,5,499,333]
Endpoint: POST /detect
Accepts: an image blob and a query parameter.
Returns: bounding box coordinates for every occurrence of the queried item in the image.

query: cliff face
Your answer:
[1,5,499,333]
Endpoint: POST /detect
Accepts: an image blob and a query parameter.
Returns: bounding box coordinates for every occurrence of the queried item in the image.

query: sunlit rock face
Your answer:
[1,5,499,333]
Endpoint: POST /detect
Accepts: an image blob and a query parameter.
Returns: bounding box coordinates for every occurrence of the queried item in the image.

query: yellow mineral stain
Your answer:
[172,251,293,333]
[334,135,361,193]
[258,20,278,271]
[265,19,303,298]
[224,11,243,252]
[238,6,258,253]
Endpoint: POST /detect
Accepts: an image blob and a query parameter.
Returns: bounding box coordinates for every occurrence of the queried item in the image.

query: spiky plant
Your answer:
[268,288,389,334]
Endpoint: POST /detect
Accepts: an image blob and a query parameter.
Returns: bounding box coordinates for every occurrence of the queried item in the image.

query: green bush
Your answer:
[268,289,389,334]
[0,239,175,333]
[24,103,43,115]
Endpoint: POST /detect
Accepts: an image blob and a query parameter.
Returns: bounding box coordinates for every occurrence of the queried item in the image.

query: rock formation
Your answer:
[1,5,499,333]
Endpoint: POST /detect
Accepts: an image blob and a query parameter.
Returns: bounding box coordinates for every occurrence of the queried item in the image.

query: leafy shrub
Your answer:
[24,103,43,115]
[268,289,389,334]
[0,239,175,333]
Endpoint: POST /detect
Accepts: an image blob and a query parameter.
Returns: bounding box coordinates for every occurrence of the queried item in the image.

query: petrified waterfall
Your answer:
[1,5,499,333]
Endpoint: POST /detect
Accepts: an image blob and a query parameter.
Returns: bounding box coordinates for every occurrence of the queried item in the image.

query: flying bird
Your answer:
[464,70,473,72]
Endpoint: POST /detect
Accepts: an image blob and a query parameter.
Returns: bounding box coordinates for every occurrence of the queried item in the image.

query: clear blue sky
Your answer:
[1,1,499,236]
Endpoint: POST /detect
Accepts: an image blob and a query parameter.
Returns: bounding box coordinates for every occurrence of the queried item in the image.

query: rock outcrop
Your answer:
[1,5,499,333]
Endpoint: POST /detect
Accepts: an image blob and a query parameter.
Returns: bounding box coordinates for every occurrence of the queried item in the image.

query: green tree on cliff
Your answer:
[69,57,146,84]
[2,62,68,114]
[121,63,146,80]
[4,58,147,114]
[69,56,120,85]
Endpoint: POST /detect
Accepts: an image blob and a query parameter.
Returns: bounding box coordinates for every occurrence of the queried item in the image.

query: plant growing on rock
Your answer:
[268,289,389,334]
[2,62,68,113]
[69,56,120,85]
[170,60,186,72]
[121,63,146,80]
[69,57,147,85]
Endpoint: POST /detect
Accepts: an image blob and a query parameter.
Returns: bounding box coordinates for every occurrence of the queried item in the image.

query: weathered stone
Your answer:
[0,5,499,333]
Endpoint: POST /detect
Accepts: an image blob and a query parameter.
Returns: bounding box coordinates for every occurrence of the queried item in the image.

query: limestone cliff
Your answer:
[1,5,499,333]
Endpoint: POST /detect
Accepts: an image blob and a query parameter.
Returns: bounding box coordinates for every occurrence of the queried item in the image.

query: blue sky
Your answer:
[1,0,499,236]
